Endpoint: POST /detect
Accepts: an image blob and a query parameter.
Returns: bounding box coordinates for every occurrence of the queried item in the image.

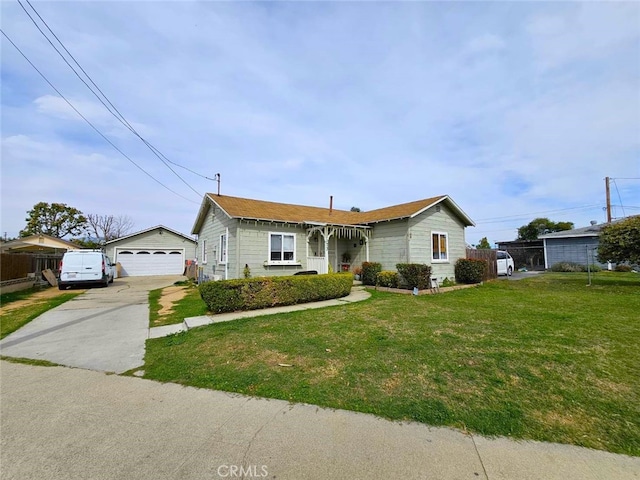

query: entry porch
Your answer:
[305,224,370,274]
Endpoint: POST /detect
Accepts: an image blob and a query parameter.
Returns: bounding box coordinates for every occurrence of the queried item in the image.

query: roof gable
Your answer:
[106,225,195,245]
[0,234,79,251]
[192,194,475,233]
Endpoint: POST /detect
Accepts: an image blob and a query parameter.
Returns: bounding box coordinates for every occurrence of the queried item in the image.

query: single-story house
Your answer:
[540,221,607,269]
[106,226,196,277]
[191,194,475,282]
[0,234,79,254]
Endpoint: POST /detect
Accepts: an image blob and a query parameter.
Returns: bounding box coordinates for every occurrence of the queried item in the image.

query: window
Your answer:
[201,239,207,264]
[432,232,448,261]
[269,233,295,263]
[153,251,166,255]
[219,233,227,264]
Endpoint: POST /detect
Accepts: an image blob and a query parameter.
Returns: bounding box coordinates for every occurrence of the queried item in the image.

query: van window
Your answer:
[63,254,85,268]
[497,251,507,260]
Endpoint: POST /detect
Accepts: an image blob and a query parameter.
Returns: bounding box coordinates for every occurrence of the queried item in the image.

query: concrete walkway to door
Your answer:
[0,275,184,373]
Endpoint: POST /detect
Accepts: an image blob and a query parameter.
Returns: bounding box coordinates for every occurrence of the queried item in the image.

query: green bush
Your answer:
[615,264,632,272]
[361,262,382,286]
[199,273,353,313]
[550,262,602,273]
[441,277,456,287]
[454,258,487,284]
[377,271,399,288]
[396,263,431,290]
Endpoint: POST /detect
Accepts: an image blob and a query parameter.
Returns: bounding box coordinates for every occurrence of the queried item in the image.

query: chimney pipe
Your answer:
[329,196,333,214]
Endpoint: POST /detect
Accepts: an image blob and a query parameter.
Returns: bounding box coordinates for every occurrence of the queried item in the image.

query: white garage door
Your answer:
[116,249,184,277]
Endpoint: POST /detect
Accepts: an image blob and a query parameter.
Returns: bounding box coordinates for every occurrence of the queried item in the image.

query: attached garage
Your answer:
[106,226,196,277]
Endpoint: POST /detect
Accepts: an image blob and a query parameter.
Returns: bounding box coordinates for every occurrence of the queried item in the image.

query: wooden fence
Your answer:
[0,253,63,281]
[466,248,498,281]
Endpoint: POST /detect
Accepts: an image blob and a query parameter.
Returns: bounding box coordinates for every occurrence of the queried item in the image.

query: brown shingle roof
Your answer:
[207,194,452,225]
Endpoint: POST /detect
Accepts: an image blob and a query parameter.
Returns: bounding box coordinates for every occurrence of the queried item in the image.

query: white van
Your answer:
[59,250,115,289]
[496,250,515,276]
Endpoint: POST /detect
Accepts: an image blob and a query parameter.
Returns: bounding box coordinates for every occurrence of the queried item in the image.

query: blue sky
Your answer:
[2,1,639,244]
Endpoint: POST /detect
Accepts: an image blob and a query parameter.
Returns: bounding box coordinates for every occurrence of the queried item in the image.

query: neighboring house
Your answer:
[106,226,196,277]
[0,234,79,254]
[540,221,608,269]
[191,194,475,282]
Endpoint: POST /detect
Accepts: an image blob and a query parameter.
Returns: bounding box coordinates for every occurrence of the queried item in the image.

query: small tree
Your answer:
[85,214,134,243]
[475,237,491,249]
[20,202,87,238]
[350,206,361,212]
[597,216,640,265]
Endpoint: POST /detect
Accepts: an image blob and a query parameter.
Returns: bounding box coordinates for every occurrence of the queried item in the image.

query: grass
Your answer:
[0,355,61,367]
[149,283,208,327]
[143,272,640,456]
[0,289,82,339]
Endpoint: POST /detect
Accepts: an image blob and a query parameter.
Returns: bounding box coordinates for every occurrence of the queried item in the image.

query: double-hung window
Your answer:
[269,232,295,263]
[219,233,227,264]
[432,232,448,262]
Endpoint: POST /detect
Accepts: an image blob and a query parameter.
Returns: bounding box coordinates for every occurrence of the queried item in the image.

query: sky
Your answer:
[2,1,639,245]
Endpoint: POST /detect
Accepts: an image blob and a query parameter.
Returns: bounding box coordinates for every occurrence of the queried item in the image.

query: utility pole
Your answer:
[605,176,612,223]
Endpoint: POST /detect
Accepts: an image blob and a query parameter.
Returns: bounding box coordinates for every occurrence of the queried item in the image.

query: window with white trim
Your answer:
[219,233,227,264]
[432,232,448,261]
[201,239,207,264]
[269,232,296,263]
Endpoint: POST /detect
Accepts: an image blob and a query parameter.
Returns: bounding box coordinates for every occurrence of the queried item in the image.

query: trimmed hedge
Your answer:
[361,262,382,286]
[455,258,487,284]
[199,273,353,313]
[396,263,431,290]
[377,271,399,288]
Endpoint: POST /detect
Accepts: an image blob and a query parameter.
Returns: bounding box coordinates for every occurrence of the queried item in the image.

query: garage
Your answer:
[106,226,196,277]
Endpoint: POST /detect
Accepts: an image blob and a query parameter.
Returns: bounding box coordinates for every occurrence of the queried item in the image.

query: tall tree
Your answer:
[475,237,492,249]
[350,206,362,212]
[85,214,134,242]
[597,216,640,264]
[20,202,87,238]
[517,218,574,241]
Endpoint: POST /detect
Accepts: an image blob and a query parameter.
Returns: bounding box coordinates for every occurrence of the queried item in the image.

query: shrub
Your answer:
[396,263,431,290]
[361,262,382,286]
[441,277,456,287]
[454,258,487,284]
[550,262,586,272]
[615,264,632,272]
[199,273,353,313]
[377,271,399,288]
[549,262,602,273]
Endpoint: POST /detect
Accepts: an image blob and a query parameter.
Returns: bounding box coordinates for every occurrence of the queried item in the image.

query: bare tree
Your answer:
[86,214,134,242]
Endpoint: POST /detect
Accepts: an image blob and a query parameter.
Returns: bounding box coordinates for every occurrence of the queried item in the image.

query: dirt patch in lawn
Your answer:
[0,288,85,314]
[158,286,188,316]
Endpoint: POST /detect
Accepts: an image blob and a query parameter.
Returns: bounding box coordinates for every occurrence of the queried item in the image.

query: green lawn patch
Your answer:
[143,272,640,456]
[149,285,208,327]
[0,290,81,339]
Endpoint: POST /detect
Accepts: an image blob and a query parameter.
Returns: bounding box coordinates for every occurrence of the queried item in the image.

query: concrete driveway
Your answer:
[0,275,184,373]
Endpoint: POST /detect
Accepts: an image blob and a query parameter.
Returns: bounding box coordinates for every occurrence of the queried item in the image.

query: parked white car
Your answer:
[496,250,514,276]
[59,250,115,289]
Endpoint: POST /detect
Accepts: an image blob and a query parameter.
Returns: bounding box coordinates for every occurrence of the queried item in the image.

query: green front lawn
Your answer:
[143,272,640,456]
[149,284,208,327]
[0,288,82,339]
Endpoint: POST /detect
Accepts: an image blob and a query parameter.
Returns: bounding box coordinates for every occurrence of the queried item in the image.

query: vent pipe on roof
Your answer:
[214,173,221,196]
[329,196,333,214]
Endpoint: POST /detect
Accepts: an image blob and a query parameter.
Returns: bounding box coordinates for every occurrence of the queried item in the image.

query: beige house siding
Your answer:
[367,220,409,271]
[237,221,307,277]
[106,229,196,261]
[408,204,466,281]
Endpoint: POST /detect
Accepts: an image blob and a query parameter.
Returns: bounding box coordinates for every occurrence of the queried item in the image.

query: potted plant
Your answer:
[341,252,351,264]
[353,266,362,281]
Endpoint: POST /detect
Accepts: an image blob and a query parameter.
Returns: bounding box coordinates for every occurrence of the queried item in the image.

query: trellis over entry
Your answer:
[305,223,371,274]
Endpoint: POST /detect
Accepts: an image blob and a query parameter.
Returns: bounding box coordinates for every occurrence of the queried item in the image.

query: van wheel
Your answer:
[58,283,66,290]
[507,266,513,276]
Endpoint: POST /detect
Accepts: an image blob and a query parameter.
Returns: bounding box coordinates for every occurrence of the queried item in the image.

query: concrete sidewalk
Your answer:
[1,361,638,480]
[149,286,371,339]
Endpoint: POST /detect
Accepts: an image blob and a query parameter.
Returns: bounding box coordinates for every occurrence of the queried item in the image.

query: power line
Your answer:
[475,204,602,224]
[611,179,627,218]
[18,0,214,194]
[1,28,199,205]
